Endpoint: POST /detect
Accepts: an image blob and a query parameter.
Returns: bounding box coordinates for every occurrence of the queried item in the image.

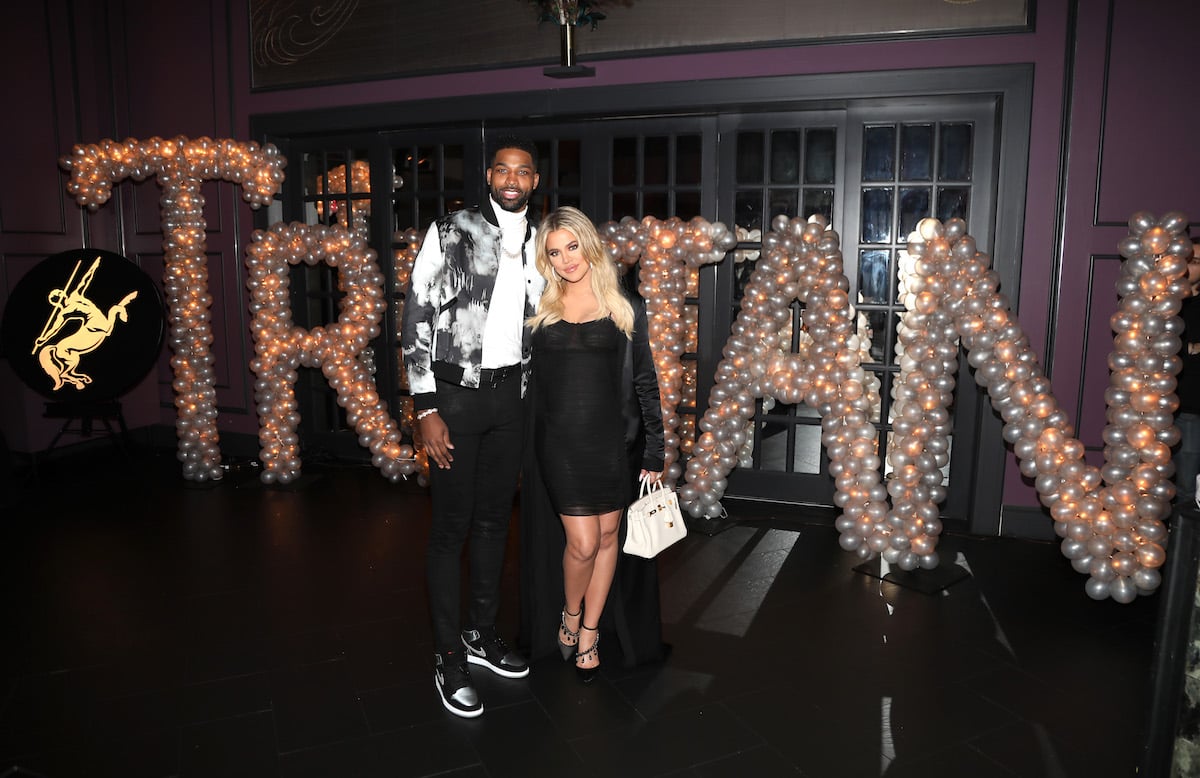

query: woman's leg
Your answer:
[576,509,622,670]
[561,513,600,640]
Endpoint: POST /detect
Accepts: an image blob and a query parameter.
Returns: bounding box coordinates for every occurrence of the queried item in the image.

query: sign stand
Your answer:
[41,400,129,457]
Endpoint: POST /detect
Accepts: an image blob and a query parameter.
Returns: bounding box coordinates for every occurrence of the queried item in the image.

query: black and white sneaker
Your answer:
[461,628,530,679]
[434,650,483,718]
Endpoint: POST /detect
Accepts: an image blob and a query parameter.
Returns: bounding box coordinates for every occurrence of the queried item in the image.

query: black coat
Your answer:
[619,293,666,474]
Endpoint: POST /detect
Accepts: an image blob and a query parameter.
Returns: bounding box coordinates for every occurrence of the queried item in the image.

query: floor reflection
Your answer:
[0,448,1158,777]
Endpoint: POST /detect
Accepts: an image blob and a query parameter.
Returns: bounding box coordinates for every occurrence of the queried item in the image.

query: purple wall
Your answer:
[3,0,1198,517]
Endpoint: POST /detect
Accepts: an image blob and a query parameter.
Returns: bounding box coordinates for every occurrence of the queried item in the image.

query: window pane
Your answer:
[321,198,349,226]
[802,188,834,223]
[758,414,822,474]
[899,124,933,181]
[862,125,896,182]
[417,146,437,192]
[885,312,900,365]
[758,420,792,472]
[786,303,803,349]
[532,141,554,212]
[393,200,415,233]
[556,139,580,189]
[938,123,973,181]
[613,137,637,186]
[443,144,465,189]
[770,130,800,184]
[792,420,822,474]
[307,151,342,197]
[805,128,836,184]
[861,188,893,243]
[675,191,701,221]
[870,371,892,423]
[769,189,798,224]
[858,249,890,304]
[864,310,894,364]
[898,186,932,239]
[418,195,438,225]
[348,152,369,194]
[392,148,416,192]
[346,198,372,228]
[612,192,637,219]
[734,258,756,303]
[736,190,763,231]
[677,135,702,185]
[643,192,668,219]
[533,139,552,171]
[302,152,321,197]
[936,187,970,222]
[644,136,668,186]
[737,131,764,184]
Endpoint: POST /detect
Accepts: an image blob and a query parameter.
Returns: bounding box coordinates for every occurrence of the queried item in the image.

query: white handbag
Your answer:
[623,474,687,558]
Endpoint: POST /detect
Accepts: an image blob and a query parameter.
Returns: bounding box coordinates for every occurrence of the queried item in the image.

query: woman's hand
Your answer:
[639,469,662,483]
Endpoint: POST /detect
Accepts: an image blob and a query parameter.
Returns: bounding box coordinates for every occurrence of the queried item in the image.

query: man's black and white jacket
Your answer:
[400,197,545,411]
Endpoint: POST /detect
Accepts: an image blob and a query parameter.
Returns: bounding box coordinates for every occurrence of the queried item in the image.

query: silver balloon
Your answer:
[61,136,286,481]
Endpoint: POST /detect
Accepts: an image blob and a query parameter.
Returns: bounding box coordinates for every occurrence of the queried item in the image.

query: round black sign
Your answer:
[1,249,165,401]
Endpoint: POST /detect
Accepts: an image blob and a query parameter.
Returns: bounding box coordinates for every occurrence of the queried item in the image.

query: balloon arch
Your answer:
[60,136,1188,603]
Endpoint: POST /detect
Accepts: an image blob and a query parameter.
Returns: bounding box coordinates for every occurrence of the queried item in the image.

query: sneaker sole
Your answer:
[434,676,483,718]
[465,653,530,679]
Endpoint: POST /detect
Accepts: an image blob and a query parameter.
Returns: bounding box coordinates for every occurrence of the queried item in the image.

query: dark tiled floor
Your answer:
[0,446,1161,777]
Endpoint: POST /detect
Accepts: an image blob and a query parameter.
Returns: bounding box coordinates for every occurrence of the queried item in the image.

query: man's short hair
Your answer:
[487,135,539,171]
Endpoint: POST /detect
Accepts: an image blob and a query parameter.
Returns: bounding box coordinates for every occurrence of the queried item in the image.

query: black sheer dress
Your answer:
[519,293,667,668]
[533,318,629,515]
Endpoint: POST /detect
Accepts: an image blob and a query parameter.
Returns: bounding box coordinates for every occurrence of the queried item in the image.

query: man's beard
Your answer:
[491,184,531,213]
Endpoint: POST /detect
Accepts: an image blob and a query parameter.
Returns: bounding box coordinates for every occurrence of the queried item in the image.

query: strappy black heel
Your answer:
[557,606,580,661]
[575,625,600,683]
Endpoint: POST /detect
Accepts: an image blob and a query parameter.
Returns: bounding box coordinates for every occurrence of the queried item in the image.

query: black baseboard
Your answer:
[998,504,1057,541]
[10,424,263,468]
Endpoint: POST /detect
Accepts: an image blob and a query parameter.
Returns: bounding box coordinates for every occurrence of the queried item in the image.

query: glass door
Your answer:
[713,111,848,505]
[840,98,998,521]
[710,97,999,521]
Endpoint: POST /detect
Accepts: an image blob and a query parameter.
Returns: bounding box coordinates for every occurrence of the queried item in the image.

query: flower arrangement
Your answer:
[528,0,606,29]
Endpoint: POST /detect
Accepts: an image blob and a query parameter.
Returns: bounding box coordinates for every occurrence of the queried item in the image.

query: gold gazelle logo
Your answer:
[32,256,139,391]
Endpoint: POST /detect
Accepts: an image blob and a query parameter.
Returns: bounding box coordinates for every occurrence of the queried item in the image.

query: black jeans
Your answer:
[427,372,524,654]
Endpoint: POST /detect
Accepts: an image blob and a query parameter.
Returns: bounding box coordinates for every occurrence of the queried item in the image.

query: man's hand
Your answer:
[420,412,454,469]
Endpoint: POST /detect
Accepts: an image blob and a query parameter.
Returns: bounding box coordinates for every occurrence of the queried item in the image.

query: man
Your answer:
[401,135,545,717]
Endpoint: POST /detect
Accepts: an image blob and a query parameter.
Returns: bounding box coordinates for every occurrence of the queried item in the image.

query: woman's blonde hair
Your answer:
[528,206,634,337]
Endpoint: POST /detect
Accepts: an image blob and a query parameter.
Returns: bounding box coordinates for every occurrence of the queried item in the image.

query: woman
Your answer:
[520,206,666,682]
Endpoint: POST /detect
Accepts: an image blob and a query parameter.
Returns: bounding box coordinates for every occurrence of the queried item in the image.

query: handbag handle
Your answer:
[639,472,663,499]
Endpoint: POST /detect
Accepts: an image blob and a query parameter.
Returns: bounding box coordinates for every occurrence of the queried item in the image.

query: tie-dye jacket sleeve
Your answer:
[400,222,444,409]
